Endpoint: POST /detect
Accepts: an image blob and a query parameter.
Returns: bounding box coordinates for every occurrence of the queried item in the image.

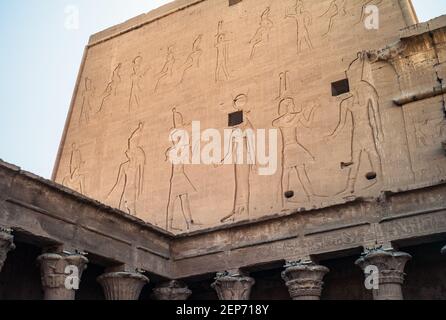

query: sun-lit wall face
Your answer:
[1,0,444,179]
[53,0,446,234]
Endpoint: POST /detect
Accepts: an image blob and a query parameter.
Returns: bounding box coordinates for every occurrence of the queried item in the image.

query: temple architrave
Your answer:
[0,0,446,300]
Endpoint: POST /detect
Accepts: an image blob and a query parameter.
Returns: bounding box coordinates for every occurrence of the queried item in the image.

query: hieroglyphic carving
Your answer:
[320,0,347,37]
[62,143,86,194]
[273,96,319,207]
[381,213,446,240]
[98,63,122,113]
[327,53,384,195]
[285,0,313,54]
[277,71,291,100]
[305,225,371,252]
[155,46,176,92]
[128,56,149,111]
[181,35,203,83]
[107,123,146,216]
[166,108,201,232]
[215,21,231,82]
[249,7,273,60]
[219,94,255,223]
[79,78,95,126]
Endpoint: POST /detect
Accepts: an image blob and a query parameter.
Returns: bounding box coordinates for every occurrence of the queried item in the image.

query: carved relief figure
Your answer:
[165,108,200,232]
[155,46,176,92]
[285,0,313,54]
[62,143,85,194]
[320,0,347,36]
[79,78,95,126]
[414,117,446,147]
[219,94,255,223]
[128,56,149,111]
[273,97,319,206]
[327,53,384,194]
[181,35,203,83]
[250,7,274,60]
[215,21,231,82]
[98,63,122,113]
[107,123,146,216]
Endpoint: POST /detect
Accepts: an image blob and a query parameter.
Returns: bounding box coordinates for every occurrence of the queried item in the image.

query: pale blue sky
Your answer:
[0,0,445,178]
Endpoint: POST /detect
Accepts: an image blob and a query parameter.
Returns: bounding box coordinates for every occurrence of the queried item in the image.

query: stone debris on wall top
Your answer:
[400,14,446,39]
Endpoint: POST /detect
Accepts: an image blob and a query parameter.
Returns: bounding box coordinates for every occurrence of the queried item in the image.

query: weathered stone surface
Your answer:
[356,249,412,300]
[153,280,192,300]
[97,272,149,300]
[1,0,446,301]
[211,271,255,300]
[0,227,15,272]
[282,261,329,300]
[52,0,432,235]
[37,253,88,300]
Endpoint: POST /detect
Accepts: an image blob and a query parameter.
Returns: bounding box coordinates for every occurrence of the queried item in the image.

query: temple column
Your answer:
[37,252,88,300]
[0,227,15,272]
[281,260,329,300]
[211,270,255,300]
[97,271,149,300]
[356,248,412,300]
[153,280,192,300]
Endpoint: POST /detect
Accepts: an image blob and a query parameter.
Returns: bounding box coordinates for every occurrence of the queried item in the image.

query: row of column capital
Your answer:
[211,270,255,300]
[0,228,445,300]
[37,252,89,300]
[282,260,330,300]
[97,272,149,300]
[355,248,412,300]
[0,227,15,271]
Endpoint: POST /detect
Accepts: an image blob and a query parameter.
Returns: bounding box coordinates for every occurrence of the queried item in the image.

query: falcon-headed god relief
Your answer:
[165,108,201,232]
[273,97,319,207]
[327,52,384,195]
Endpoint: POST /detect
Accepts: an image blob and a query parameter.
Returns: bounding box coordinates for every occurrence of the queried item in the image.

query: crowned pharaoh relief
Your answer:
[55,0,446,233]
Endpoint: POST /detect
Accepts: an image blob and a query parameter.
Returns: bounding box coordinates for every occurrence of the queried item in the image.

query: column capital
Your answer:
[0,227,15,272]
[37,252,88,300]
[355,248,411,300]
[153,280,192,300]
[281,260,329,300]
[211,271,255,300]
[97,272,149,300]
